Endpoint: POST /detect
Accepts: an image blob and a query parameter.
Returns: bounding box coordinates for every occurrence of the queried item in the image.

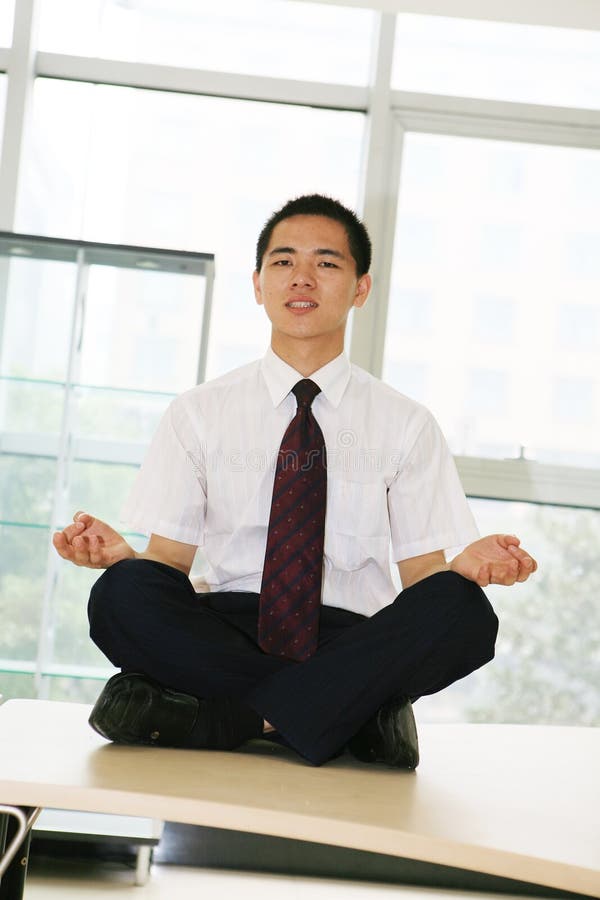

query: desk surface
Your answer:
[0,700,598,897]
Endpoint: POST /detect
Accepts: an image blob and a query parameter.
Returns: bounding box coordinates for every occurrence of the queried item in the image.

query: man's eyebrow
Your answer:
[268,246,347,259]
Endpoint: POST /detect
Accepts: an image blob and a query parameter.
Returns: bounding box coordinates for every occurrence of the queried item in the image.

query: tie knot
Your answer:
[292,379,321,408]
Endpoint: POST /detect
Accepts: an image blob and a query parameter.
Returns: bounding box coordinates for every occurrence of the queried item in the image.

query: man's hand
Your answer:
[450,534,537,587]
[53,512,135,569]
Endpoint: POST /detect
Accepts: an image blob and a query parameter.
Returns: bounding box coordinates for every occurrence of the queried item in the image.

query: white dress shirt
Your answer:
[122,348,478,616]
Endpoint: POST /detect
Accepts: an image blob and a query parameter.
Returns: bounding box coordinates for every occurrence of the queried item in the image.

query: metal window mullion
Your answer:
[456,456,600,510]
[196,258,215,385]
[0,0,39,373]
[350,12,402,377]
[34,249,87,698]
[342,0,600,31]
[0,0,39,231]
[391,90,600,150]
[35,52,368,112]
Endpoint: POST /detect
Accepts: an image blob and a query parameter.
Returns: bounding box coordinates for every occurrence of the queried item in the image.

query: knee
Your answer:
[88,560,131,637]
[450,572,499,655]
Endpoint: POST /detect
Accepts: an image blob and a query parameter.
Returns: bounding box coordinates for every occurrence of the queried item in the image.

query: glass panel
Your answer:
[0,256,77,381]
[0,378,65,436]
[0,523,49,662]
[66,460,146,527]
[38,0,374,86]
[18,79,364,376]
[392,14,600,109]
[416,500,600,727]
[48,676,106,703]
[0,5,14,47]
[72,386,172,444]
[382,133,600,467]
[79,265,206,395]
[0,673,36,702]
[0,454,56,526]
[51,528,147,667]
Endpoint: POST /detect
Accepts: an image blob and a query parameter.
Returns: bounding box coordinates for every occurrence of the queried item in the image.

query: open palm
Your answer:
[450,534,537,587]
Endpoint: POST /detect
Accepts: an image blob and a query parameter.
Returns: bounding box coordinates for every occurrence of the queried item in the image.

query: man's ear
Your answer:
[252,269,263,305]
[353,273,371,309]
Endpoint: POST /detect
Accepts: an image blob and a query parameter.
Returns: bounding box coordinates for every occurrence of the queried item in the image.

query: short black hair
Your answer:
[255,194,372,276]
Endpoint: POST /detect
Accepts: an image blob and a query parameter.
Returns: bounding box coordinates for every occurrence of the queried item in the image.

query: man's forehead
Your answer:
[267,214,350,252]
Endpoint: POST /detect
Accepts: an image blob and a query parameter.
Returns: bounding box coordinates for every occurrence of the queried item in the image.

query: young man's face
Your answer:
[253,214,371,353]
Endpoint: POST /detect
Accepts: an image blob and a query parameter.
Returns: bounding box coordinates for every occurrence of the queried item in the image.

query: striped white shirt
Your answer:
[122,348,478,616]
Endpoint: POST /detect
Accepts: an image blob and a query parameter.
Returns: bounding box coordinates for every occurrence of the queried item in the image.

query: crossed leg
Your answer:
[88,560,498,765]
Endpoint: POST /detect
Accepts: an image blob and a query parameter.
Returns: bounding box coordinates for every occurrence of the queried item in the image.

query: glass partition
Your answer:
[0,232,214,699]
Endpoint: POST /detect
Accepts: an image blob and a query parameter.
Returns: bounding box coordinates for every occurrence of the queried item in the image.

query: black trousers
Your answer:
[88,560,498,765]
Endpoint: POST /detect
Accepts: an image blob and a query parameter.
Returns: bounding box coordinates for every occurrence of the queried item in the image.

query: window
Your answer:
[416,500,600,727]
[38,0,375,85]
[553,376,595,425]
[557,304,598,350]
[392,14,600,109]
[17,79,365,378]
[0,3,14,47]
[383,133,600,467]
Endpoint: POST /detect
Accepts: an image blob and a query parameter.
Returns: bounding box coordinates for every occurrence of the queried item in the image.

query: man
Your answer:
[54,194,537,768]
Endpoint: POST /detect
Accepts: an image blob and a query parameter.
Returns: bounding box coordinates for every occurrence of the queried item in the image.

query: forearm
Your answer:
[135,533,197,576]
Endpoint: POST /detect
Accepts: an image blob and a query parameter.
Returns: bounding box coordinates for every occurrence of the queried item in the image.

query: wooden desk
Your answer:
[0,700,598,897]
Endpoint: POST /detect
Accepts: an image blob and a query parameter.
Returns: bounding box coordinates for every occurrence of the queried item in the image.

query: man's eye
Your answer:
[273,259,290,266]
[319,261,338,268]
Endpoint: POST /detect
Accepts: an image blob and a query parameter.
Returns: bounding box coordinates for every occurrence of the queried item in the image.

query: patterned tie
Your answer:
[258,379,327,662]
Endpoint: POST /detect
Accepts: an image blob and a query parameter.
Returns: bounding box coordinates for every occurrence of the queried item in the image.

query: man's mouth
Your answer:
[286,300,318,309]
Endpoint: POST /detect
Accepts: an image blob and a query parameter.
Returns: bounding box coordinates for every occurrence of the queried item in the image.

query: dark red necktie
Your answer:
[258,379,327,661]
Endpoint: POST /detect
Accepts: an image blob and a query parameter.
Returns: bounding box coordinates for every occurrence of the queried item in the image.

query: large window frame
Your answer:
[1,0,599,702]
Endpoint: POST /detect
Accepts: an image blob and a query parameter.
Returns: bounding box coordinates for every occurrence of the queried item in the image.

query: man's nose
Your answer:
[291,266,314,288]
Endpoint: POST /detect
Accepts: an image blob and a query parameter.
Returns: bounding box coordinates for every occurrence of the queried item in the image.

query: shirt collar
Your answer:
[260,346,351,409]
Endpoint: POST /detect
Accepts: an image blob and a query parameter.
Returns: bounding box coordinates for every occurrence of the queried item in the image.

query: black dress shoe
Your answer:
[89,672,199,747]
[347,696,419,769]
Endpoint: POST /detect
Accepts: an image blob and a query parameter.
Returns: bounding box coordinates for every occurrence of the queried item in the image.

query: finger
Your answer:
[74,511,96,530]
[70,534,93,566]
[492,558,519,586]
[87,534,105,567]
[499,534,520,549]
[506,545,536,580]
[61,520,86,544]
[52,531,75,560]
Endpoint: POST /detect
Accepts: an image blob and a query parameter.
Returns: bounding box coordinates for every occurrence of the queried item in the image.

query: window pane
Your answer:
[51,529,147,667]
[0,524,49,662]
[382,133,600,467]
[0,673,36,702]
[79,265,206,395]
[0,455,56,526]
[0,5,13,47]
[18,79,364,377]
[0,257,77,381]
[392,14,600,109]
[415,500,600,727]
[38,0,374,86]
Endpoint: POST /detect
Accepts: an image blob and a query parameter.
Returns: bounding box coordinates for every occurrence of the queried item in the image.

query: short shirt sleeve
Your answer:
[388,410,479,562]
[120,396,206,545]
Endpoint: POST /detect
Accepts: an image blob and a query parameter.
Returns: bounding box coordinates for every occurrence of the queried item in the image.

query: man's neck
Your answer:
[270,335,344,377]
